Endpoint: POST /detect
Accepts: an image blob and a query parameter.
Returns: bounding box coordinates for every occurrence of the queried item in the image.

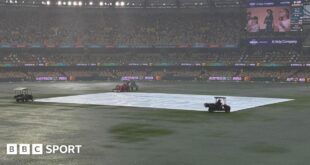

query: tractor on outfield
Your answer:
[112,80,139,92]
[14,87,34,103]
[204,97,231,113]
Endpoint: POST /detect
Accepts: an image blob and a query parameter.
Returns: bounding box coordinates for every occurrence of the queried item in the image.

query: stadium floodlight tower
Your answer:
[13,87,34,103]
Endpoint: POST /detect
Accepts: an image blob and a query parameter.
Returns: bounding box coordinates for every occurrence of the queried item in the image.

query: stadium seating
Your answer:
[0,8,309,82]
[0,10,241,46]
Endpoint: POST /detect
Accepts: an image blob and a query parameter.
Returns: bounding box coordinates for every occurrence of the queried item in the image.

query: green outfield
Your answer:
[0,81,309,165]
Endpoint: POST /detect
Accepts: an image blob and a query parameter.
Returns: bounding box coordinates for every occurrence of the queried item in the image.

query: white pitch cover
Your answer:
[36,92,293,112]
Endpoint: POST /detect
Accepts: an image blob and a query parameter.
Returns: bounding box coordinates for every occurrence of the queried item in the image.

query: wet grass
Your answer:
[0,81,309,165]
[242,142,289,154]
[109,123,173,143]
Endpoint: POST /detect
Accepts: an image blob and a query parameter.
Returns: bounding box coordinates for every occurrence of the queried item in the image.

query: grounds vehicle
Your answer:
[14,87,33,103]
[204,97,231,113]
[112,81,139,92]
[129,80,138,92]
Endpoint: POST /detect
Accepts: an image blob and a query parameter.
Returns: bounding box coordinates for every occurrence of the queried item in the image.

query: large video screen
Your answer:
[303,4,310,25]
[246,0,303,32]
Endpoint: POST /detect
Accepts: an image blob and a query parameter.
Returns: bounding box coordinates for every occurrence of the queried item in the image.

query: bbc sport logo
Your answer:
[6,144,82,155]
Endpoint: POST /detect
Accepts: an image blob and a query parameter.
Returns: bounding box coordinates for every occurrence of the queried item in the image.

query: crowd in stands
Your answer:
[0,10,241,46]
[0,71,28,79]
[0,8,309,82]
[1,49,309,66]
[199,69,238,78]
[1,49,310,82]
[32,71,65,78]
[239,69,299,79]
[241,49,301,64]
[0,52,240,65]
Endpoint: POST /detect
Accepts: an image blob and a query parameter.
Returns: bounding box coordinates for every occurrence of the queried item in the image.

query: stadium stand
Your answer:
[0,4,309,82]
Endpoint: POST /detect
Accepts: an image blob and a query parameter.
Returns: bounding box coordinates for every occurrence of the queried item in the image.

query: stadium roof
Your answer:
[0,0,244,8]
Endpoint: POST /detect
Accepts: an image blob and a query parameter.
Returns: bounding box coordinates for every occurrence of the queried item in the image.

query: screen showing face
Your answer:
[246,0,303,32]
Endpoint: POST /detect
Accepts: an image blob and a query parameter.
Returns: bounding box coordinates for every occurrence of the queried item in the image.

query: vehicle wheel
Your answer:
[208,104,215,113]
[224,105,231,113]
